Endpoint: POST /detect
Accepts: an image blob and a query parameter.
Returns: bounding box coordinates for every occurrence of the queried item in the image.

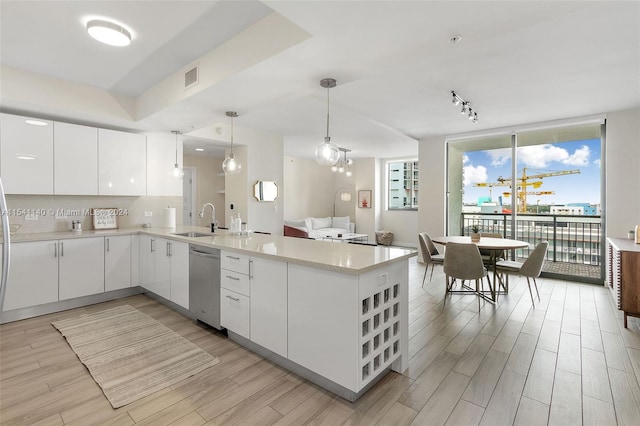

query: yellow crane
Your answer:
[474,168,581,212]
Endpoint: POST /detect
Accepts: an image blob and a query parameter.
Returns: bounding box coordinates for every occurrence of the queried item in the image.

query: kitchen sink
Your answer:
[172,232,213,238]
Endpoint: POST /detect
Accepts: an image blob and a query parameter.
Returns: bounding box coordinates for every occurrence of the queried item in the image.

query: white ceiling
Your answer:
[1,1,638,159]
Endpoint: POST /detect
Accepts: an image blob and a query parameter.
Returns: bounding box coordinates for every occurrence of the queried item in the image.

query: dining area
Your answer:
[419,233,549,309]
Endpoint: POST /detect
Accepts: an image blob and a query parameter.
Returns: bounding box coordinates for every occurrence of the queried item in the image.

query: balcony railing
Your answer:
[461,212,603,282]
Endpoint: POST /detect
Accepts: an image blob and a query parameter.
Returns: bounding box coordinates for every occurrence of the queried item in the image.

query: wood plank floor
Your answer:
[1,258,639,425]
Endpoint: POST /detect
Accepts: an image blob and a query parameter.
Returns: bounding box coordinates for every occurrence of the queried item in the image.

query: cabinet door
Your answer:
[251,257,287,357]
[0,113,54,194]
[105,236,131,292]
[59,238,104,300]
[221,288,250,338]
[139,235,156,292]
[54,122,98,195]
[169,241,189,309]
[153,238,171,300]
[98,129,146,196]
[146,134,183,196]
[3,241,58,311]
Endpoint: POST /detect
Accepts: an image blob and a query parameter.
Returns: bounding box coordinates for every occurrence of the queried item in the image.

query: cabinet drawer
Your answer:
[221,251,250,275]
[221,288,250,339]
[221,269,250,296]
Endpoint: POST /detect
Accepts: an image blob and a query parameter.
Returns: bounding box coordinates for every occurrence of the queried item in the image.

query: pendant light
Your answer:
[315,78,340,166]
[222,111,241,175]
[171,130,183,179]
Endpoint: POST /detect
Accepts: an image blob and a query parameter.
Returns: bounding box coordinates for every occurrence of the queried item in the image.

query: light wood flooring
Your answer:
[1,258,639,425]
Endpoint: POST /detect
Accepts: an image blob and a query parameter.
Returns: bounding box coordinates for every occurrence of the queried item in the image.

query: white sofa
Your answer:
[284,216,355,239]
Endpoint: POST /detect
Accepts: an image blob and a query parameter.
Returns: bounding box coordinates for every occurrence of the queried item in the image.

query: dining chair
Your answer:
[443,242,488,310]
[418,232,444,287]
[495,241,548,306]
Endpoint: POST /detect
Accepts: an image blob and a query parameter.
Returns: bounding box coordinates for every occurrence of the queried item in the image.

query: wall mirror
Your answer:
[254,180,278,202]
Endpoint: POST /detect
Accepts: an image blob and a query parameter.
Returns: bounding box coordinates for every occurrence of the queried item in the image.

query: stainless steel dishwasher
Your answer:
[189,245,222,330]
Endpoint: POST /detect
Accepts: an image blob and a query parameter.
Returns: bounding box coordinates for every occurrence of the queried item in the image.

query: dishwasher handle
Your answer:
[190,248,220,259]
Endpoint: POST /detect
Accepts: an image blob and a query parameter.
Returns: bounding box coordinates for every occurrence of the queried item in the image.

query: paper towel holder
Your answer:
[92,208,119,230]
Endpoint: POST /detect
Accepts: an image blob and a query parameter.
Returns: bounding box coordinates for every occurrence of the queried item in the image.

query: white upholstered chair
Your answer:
[443,242,488,310]
[419,232,445,287]
[496,241,548,306]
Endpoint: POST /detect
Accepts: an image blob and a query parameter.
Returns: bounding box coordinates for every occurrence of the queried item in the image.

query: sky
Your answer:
[462,138,601,206]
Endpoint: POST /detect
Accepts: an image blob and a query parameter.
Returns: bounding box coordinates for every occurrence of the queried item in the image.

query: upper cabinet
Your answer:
[98,129,146,196]
[0,113,54,194]
[54,122,98,195]
[147,134,183,196]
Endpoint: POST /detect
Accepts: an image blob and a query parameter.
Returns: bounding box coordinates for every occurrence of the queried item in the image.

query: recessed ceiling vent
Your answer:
[184,65,198,90]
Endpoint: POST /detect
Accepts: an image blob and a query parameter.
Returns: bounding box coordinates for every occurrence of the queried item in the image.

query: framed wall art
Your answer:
[358,190,372,208]
[92,208,119,230]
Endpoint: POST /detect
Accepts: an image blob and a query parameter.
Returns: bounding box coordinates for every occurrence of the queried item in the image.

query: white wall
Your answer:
[283,156,335,219]
[418,135,447,238]
[605,107,640,237]
[354,158,377,241]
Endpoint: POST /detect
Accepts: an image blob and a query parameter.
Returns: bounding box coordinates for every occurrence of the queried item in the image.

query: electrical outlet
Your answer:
[25,213,38,221]
[144,211,153,217]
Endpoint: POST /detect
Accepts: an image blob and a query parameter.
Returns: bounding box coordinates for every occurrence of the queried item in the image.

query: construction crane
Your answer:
[474,168,580,212]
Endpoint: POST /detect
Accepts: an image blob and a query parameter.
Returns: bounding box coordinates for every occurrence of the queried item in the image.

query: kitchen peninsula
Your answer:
[0,226,416,401]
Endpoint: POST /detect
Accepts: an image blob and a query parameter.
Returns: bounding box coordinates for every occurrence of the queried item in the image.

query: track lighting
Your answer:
[451,91,478,123]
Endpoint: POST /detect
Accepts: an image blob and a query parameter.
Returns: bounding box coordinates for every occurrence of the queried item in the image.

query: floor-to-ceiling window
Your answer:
[446,120,604,283]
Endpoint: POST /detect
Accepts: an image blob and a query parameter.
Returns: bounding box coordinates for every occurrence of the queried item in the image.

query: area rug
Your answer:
[52,305,219,408]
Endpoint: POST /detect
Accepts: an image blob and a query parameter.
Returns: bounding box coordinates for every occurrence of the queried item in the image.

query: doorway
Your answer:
[182,167,196,226]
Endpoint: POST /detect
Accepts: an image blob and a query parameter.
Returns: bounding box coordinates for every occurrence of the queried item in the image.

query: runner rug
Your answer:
[52,304,219,408]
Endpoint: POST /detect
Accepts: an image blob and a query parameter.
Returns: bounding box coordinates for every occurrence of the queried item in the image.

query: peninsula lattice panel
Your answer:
[359,282,401,387]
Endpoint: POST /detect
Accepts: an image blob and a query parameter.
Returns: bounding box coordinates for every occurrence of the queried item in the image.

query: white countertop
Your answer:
[7,226,417,274]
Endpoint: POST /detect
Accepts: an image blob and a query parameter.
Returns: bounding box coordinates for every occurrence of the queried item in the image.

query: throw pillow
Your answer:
[332,216,350,230]
[311,217,332,229]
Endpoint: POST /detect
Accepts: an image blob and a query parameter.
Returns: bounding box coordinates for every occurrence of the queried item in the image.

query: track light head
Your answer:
[450,90,479,123]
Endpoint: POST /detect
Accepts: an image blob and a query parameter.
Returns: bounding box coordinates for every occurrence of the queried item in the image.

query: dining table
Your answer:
[432,235,529,302]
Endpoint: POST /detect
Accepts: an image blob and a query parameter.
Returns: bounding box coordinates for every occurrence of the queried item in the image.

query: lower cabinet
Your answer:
[58,238,105,300]
[250,257,287,357]
[3,237,106,310]
[140,236,189,309]
[221,287,250,338]
[105,235,131,291]
[3,241,58,311]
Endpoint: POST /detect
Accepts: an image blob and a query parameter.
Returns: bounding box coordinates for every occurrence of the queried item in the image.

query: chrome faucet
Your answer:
[199,203,216,232]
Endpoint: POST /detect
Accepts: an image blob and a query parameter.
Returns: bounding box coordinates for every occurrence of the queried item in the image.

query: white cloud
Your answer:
[463,154,470,164]
[463,164,488,186]
[593,159,601,168]
[486,148,511,166]
[563,145,590,166]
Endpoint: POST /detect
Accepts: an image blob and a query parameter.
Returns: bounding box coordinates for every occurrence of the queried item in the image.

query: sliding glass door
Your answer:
[446,121,604,283]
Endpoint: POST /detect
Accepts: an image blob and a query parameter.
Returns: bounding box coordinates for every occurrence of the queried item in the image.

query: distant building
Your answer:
[550,203,601,216]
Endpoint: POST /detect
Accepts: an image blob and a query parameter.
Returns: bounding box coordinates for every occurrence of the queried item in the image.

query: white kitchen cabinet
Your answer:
[221,288,250,338]
[149,238,189,309]
[98,129,146,196]
[139,234,156,292]
[58,238,104,301]
[220,250,251,338]
[250,257,288,357]
[105,235,131,291]
[146,134,183,196]
[53,122,98,195]
[0,113,54,194]
[2,241,58,311]
[130,234,140,286]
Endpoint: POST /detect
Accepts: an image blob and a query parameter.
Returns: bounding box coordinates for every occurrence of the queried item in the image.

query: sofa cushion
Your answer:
[311,217,332,230]
[332,216,350,230]
[309,228,351,239]
[284,219,308,231]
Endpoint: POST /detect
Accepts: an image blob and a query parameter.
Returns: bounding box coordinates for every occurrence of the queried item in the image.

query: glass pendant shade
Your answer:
[345,169,353,177]
[171,130,183,179]
[315,138,340,166]
[223,111,242,175]
[222,153,241,175]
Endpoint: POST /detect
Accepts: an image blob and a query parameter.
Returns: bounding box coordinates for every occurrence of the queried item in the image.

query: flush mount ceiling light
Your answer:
[222,111,241,175]
[86,19,131,46]
[315,78,340,166]
[451,91,478,123]
[171,130,183,179]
